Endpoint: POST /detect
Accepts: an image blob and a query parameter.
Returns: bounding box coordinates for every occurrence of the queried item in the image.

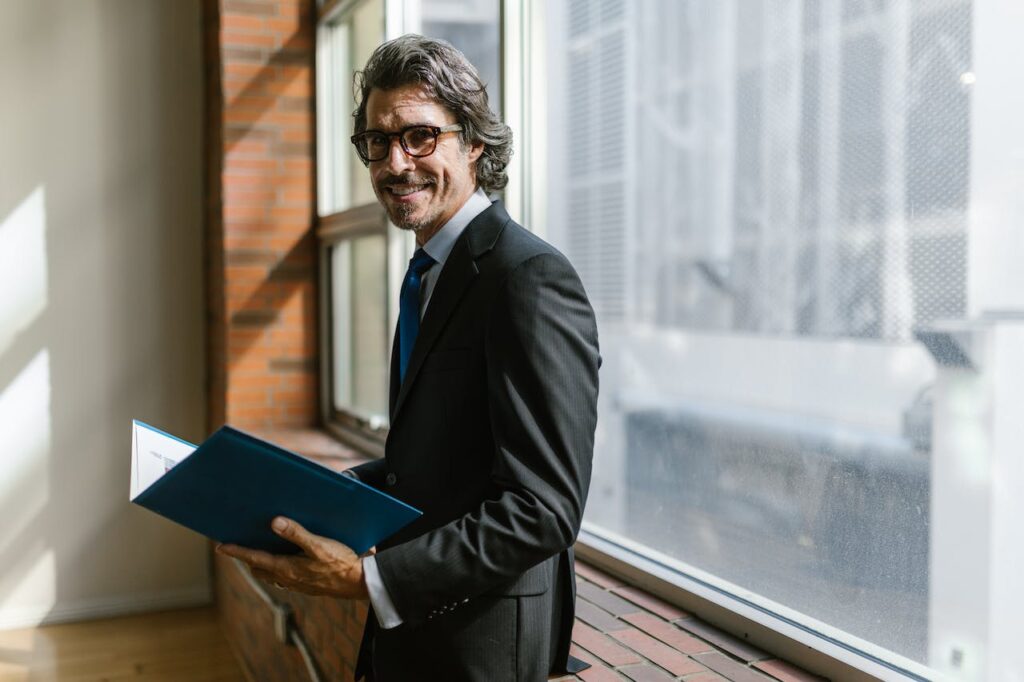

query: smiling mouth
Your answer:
[386,184,430,198]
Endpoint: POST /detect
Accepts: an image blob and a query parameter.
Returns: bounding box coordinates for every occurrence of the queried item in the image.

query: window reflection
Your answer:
[421,0,502,114]
[543,0,972,665]
[331,234,388,420]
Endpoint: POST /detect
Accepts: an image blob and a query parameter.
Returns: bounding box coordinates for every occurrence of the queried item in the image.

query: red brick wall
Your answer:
[205,0,319,434]
[203,1,370,679]
[218,551,369,681]
[212,430,370,681]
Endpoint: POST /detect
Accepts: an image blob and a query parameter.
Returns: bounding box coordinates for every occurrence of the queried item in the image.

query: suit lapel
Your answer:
[388,319,401,417]
[392,236,477,420]
[390,201,510,423]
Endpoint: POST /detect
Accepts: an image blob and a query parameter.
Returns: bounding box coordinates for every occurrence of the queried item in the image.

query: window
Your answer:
[317,0,393,449]
[317,0,383,217]
[526,0,1023,679]
[316,0,501,449]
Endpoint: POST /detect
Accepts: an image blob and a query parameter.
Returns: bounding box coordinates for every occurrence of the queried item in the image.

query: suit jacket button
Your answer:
[385,473,397,486]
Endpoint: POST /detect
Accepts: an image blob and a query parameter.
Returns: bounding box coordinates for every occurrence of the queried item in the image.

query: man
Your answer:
[219,34,599,681]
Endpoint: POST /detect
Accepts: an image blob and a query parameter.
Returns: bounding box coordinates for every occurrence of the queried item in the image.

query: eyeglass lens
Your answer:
[360,126,437,161]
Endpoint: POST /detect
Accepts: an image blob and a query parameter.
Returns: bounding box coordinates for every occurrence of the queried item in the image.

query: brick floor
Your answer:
[576,561,627,590]
[621,612,713,655]
[753,659,827,682]
[612,585,692,621]
[567,560,823,682]
[675,619,770,663]
[578,599,634,632]
[693,653,774,682]
[619,663,676,681]
[611,629,708,676]
[574,621,645,667]
[578,580,646,617]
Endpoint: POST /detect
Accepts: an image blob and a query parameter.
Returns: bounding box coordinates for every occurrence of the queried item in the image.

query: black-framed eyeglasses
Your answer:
[350,124,464,163]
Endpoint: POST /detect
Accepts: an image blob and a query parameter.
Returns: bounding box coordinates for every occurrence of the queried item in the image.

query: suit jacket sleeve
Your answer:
[348,458,387,490]
[373,251,600,624]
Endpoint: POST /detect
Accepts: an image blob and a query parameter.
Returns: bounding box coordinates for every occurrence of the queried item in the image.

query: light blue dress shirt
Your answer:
[362,188,492,630]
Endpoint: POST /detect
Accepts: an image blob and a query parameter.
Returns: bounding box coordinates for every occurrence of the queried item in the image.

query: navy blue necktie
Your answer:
[398,248,435,383]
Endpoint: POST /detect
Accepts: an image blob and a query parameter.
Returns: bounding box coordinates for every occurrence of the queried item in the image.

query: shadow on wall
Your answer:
[0,0,207,663]
[217,25,319,395]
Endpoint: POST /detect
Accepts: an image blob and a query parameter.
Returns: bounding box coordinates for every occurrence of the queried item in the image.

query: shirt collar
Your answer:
[420,188,491,267]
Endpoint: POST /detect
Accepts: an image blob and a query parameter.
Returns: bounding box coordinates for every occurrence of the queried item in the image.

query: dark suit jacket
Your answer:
[350,200,600,681]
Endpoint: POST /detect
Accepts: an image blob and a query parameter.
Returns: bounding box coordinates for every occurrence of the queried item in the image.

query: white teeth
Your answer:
[390,185,424,196]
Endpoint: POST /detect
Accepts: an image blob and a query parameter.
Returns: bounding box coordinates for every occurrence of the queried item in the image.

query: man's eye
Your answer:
[366,134,388,148]
[405,128,434,148]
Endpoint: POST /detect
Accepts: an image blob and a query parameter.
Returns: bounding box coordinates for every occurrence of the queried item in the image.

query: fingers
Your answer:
[271,517,326,559]
[216,543,283,574]
[221,517,356,569]
[220,545,302,590]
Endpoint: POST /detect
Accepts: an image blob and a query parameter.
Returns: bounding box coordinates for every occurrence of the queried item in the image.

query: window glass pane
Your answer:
[421,0,502,113]
[541,0,981,670]
[346,0,384,207]
[319,0,384,215]
[331,234,388,420]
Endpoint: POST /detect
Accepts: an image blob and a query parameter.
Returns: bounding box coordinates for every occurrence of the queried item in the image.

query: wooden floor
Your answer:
[0,607,246,682]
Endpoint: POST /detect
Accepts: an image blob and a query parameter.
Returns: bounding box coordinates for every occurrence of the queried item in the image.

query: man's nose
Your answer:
[383,137,415,174]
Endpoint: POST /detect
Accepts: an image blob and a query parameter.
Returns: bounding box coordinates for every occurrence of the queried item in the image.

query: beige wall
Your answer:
[0,0,209,627]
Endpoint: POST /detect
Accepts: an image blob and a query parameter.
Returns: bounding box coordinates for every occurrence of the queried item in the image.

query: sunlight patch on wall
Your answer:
[0,550,56,630]
[0,350,53,623]
[0,186,48,356]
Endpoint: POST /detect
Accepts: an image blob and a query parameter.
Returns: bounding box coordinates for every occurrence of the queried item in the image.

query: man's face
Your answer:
[364,84,483,241]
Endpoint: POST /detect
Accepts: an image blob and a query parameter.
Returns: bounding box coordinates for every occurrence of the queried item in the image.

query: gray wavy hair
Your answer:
[352,34,512,193]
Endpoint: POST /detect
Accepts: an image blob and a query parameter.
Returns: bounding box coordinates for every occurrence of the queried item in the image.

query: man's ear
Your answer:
[467,140,485,164]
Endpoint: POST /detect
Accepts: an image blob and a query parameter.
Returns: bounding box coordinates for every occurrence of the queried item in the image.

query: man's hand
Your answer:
[216,517,370,600]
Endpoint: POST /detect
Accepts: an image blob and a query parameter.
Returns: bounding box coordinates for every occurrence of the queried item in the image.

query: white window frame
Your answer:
[316,0,419,453]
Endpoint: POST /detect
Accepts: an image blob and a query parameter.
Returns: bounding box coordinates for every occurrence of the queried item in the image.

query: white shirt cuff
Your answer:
[363,555,403,630]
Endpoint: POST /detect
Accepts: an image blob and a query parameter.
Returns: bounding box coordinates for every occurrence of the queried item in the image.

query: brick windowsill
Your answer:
[560,561,823,682]
[249,426,372,472]
[229,427,825,682]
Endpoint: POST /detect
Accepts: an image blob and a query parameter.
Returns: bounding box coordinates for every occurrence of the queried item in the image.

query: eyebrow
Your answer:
[363,122,447,133]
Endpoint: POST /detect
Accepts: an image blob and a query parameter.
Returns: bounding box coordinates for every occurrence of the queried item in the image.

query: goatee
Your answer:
[377,173,434,232]
[387,204,430,232]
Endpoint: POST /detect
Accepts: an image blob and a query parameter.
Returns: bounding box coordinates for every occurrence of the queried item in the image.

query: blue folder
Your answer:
[132,423,420,555]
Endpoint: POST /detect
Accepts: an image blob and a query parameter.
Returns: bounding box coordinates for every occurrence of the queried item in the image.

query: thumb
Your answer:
[272,517,315,553]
